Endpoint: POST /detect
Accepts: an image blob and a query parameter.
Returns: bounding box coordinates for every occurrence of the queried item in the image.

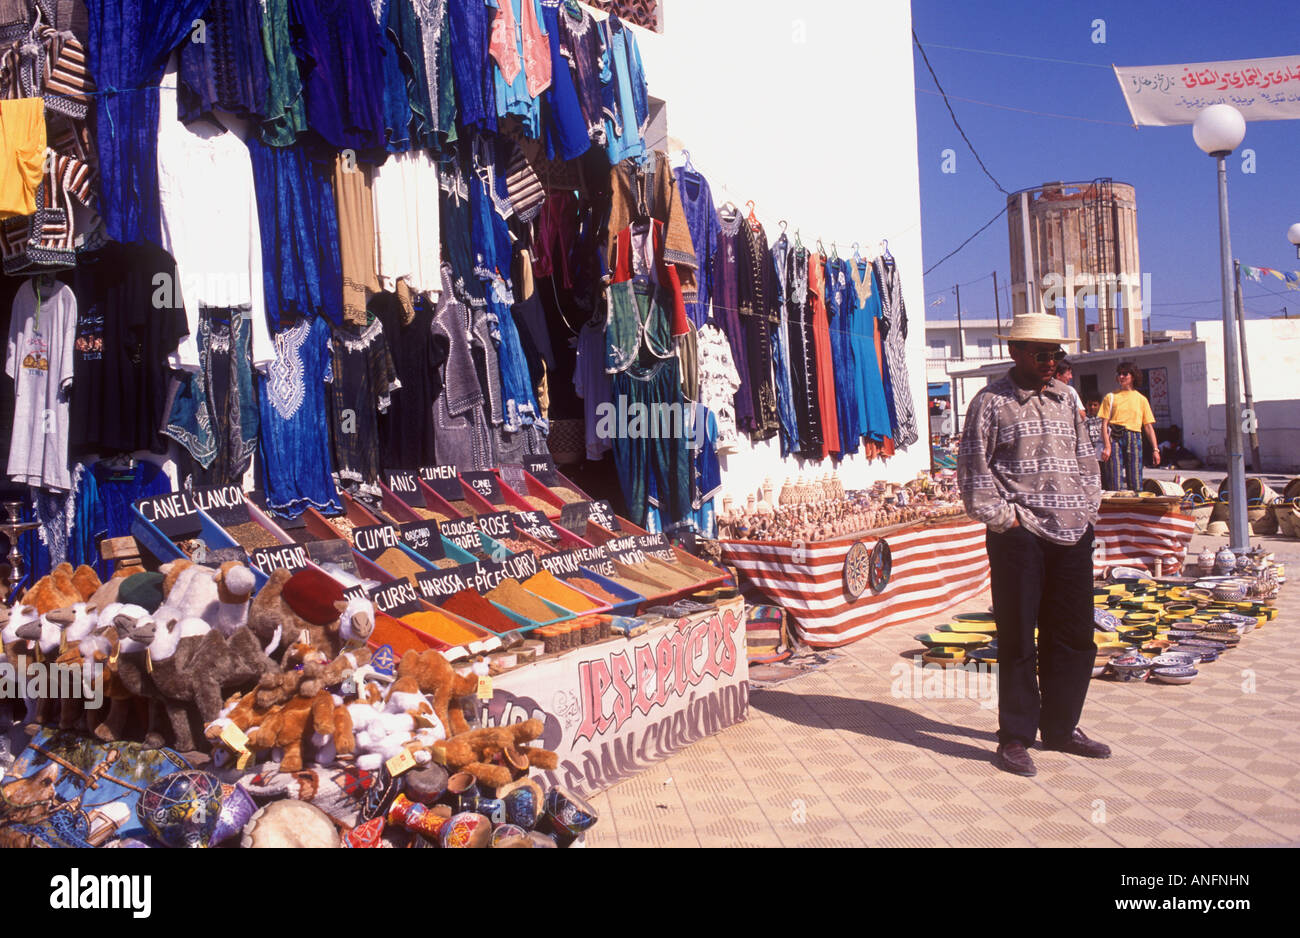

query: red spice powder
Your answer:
[440,588,520,634]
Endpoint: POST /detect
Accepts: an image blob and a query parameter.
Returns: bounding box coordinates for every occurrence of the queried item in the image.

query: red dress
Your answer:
[808,253,841,460]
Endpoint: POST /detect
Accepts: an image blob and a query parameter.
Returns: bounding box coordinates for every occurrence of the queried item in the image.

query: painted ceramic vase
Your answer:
[136,769,222,849]
[1214,546,1237,575]
[539,787,599,846]
[440,812,493,848]
[1197,546,1216,571]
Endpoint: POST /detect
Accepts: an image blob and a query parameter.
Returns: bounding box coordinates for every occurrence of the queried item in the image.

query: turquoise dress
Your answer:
[848,260,893,443]
[487,0,549,138]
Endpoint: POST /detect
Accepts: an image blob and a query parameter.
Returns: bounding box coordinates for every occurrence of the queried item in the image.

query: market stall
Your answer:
[1094,496,1198,575]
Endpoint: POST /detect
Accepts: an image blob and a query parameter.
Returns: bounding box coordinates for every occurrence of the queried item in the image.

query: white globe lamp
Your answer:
[1192,104,1246,156]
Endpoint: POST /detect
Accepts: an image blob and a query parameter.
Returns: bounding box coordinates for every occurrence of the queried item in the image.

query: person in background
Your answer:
[1053,359,1085,419]
[1098,362,1159,492]
[1084,396,1112,486]
[957,313,1108,778]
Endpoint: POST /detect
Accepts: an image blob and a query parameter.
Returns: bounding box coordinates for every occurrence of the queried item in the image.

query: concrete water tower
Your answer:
[1007,180,1143,351]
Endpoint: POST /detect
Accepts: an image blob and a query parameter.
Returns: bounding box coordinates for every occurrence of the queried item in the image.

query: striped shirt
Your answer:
[957,371,1101,545]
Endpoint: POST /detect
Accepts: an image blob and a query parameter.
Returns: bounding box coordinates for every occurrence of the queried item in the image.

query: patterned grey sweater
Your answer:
[957,371,1102,545]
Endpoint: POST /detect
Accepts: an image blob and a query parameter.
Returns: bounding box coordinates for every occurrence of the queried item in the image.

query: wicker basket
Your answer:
[1182,495,1216,533]
[1144,479,1184,496]
[1284,477,1300,500]
[1182,477,1213,501]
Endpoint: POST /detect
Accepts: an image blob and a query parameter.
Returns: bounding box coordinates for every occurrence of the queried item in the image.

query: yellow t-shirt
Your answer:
[1099,389,1155,432]
[0,98,46,220]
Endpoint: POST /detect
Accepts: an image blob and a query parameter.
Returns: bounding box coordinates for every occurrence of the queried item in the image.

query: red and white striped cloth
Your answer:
[722,520,991,649]
[1094,502,1197,575]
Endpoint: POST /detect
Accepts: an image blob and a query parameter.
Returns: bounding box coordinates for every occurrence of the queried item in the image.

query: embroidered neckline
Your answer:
[717,207,742,237]
[337,317,383,352]
[850,259,873,308]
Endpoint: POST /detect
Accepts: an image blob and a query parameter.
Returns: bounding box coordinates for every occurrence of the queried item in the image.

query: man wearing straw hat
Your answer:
[957,313,1108,777]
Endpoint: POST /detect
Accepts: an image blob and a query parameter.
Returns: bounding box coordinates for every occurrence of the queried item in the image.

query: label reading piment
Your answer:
[399,522,446,562]
[460,471,504,505]
[385,470,426,508]
[250,543,310,576]
[539,546,615,579]
[352,523,402,561]
[419,465,464,503]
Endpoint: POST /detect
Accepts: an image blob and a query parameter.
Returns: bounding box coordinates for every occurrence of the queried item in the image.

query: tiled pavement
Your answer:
[584,534,1300,848]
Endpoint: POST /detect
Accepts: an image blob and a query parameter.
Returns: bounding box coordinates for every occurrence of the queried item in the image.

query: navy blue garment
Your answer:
[247,140,345,329]
[372,0,415,152]
[381,0,437,150]
[540,0,591,161]
[824,257,861,456]
[85,0,212,246]
[73,461,172,580]
[287,0,388,159]
[439,146,477,299]
[177,0,272,126]
[447,0,496,133]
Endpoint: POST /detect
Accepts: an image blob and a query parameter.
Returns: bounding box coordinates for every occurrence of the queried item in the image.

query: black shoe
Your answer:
[1042,728,1112,759]
[995,741,1037,777]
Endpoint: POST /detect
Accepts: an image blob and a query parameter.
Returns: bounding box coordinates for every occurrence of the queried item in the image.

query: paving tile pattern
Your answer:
[585,534,1300,848]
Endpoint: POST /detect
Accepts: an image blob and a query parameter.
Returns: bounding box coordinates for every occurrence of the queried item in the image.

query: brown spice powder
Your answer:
[486,579,558,622]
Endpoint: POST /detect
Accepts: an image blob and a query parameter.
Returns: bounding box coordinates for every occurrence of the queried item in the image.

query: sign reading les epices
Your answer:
[460,471,504,505]
[352,523,402,561]
[399,522,446,561]
[419,465,464,502]
[385,471,426,507]
[250,543,310,576]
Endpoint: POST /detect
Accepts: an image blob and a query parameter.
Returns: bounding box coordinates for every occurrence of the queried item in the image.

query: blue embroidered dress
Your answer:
[258,317,342,517]
[599,14,647,165]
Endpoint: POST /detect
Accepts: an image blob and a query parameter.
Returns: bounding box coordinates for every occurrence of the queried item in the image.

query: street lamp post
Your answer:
[1193,105,1249,553]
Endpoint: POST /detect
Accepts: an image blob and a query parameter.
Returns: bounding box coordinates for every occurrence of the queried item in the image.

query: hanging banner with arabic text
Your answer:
[1114,55,1300,126]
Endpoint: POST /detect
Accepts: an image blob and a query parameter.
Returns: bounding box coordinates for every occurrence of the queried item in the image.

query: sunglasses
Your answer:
[1027,349,1067,364]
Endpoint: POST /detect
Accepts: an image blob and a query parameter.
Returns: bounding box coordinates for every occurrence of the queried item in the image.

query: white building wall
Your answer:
[634,0,931,498]
[1194,318,1300,472]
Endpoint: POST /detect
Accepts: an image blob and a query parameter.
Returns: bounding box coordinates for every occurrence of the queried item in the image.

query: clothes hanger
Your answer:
[746,200,760,232]
[830,241,840,262]
[794,228,804,251]
[852,241,863,265]
[681,149,698,175]
[881,238,894,261]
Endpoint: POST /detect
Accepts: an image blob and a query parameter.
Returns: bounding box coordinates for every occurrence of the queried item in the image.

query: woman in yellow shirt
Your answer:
[1099,362,1160,491]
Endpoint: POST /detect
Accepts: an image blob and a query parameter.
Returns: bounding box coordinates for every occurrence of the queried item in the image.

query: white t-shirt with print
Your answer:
[6,279,77,491]
[697,324,743,455]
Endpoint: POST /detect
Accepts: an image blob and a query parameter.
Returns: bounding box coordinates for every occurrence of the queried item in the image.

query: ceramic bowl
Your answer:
[1095,641,1131,657]
[922,646,969,668]
[1166,629,1202,641]
[1150,666,1199,685]
[1162,602,1198,617]
[915,632,993,649]
[937,620,998,635]
[1150,652,1197,668]
[1091,663,1109,678]
[1212,581,1248,602]
[951,612,997,626]
[1108,655,1154,682]
[1094,609,1121,632]
[1141,641,1172,656]
[1117,627,1156,645]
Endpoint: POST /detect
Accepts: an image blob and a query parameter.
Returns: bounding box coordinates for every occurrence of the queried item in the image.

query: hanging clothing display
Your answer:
[287,0,388,158]
[609,356,689,529]
[258,316,341,517]
[374,0,434,152]
[768,234,797,458]
[257,0,309,146]
[333,154,381,327]
[329,316,400,496]
[69,242,189,458]
[6,277,76,491]
[447,0,497,133]
[573,317,611,461]
[846,257,893,447]
[176,0,271,126]
[69,458,171,580]
[431,264,493,470]
[823,255,860,457]
[711,206,752,432]
[874,253,919,448]
[374,289,443,470]
[785,245,821,459]
[739,218,780,442]
[162,308,259,487]
[540,0,601,160]
[157,66,274,371]
[696,322,741,456]
[412,0,453,140]
[673,164,720,328]
[598,13,647,165]
[0,97,45,218]
[372,149,443,298]
[606,151,696,284]
[247,139,345,329]
[808,251,840,461]
[487,0,551,139]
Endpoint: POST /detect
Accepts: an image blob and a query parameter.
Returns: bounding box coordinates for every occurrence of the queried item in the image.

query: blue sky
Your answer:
[911,0,1300,329]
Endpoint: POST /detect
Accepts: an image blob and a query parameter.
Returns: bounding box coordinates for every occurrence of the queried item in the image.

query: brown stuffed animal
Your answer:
[394,650,479,738]
[20,563,91,614]
[431,719,559,790]
[246,568,371,659]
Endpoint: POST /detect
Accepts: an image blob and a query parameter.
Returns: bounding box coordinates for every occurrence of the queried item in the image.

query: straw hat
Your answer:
[996,313,1080,345]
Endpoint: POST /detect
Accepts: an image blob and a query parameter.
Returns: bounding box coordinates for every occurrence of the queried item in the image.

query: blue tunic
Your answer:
[848,259,893,443]
[599,14,647,165]
[824,257,861,455]
[259,317,342,517]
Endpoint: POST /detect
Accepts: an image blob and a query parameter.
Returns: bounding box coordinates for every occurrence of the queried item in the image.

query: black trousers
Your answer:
[986,524,1096,747]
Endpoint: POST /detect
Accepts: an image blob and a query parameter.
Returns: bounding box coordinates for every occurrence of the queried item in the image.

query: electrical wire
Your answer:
[916,41,1113,71]
[922,205,1009,277]
[916,88,1136,128]
[912,31,1009,195]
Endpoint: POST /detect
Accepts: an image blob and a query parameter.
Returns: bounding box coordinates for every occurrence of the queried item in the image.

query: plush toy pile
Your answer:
[1,560,586,848]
